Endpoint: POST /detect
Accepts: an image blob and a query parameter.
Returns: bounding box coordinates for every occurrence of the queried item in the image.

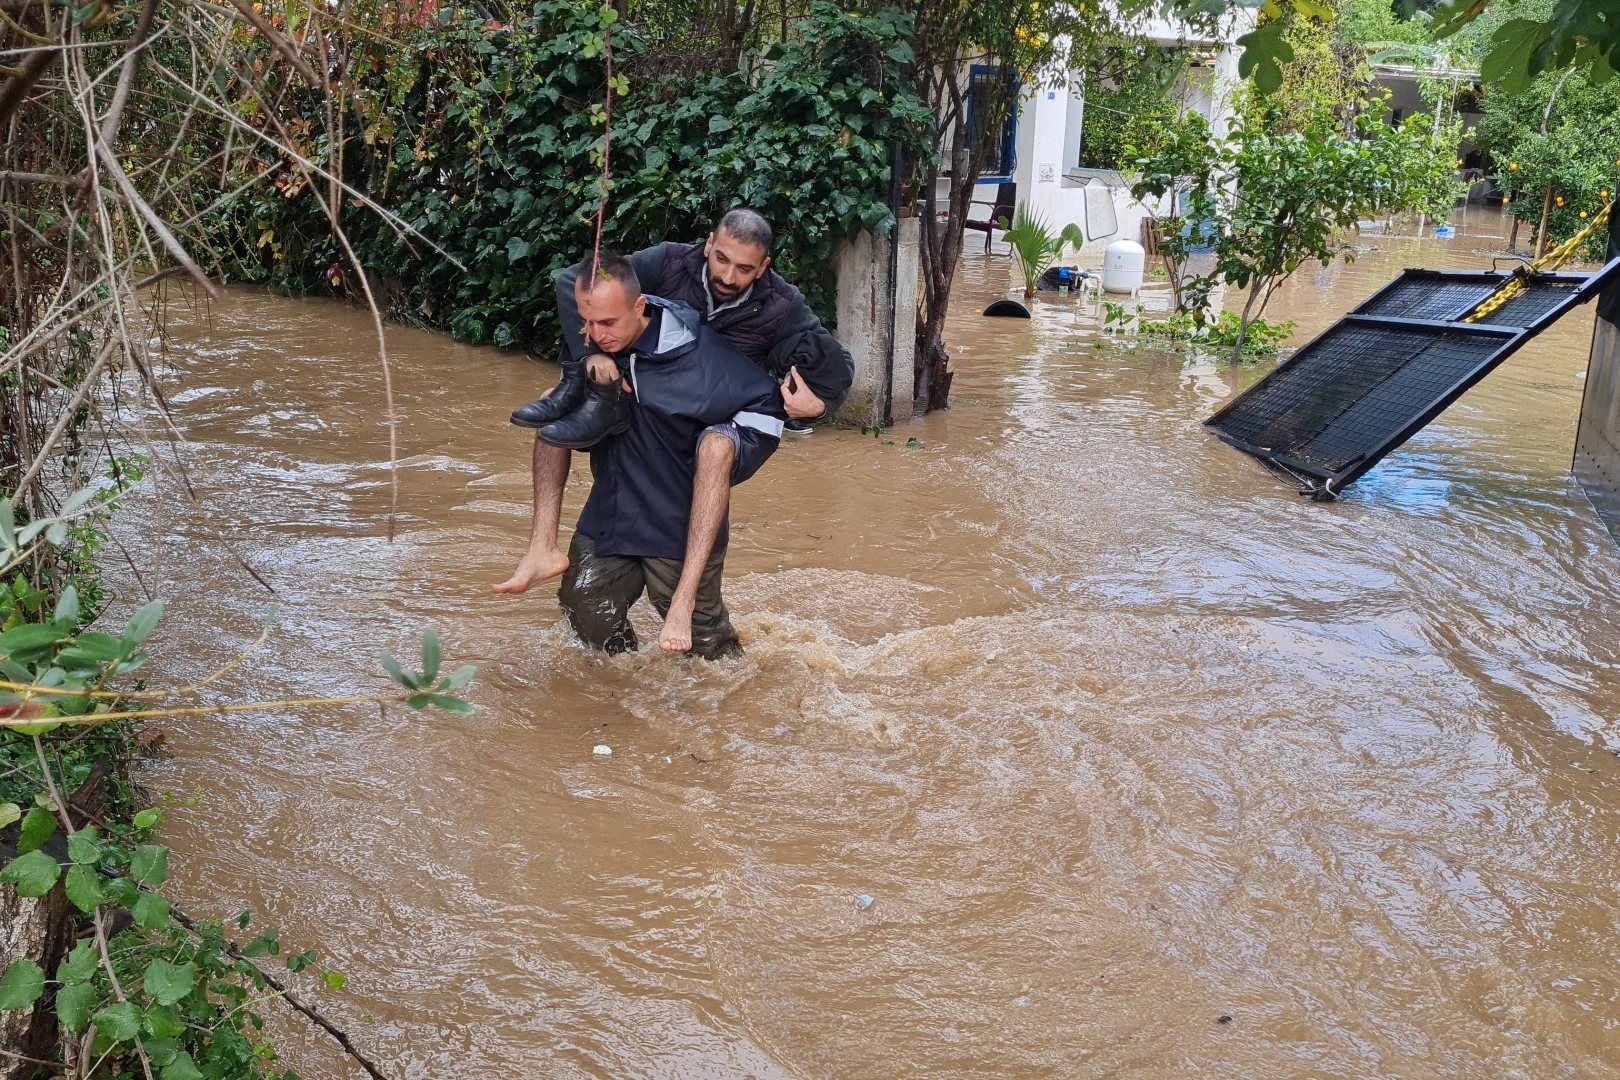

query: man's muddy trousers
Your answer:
[557,531,741,660]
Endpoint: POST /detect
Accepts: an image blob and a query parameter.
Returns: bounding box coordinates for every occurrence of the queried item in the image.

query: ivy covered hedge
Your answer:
[220,2,929,351]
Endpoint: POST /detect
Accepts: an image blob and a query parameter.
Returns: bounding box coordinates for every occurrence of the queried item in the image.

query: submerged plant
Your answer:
[998,203,1086,299]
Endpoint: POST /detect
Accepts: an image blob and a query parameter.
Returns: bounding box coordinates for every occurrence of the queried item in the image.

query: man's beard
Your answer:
[710,280,742,304]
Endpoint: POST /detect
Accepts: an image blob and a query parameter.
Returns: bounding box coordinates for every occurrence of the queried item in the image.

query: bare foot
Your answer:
[659,598,695,653]
[493,547,569,594]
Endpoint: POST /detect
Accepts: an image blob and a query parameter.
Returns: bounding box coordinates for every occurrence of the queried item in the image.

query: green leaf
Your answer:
[141,959,195,1006]
[142,1002,185,1038]
[53,586,79,628]
[67,826,100,865]
[0,802,19,829]
[424,694,475,715]
[130,845,169,887]
[322,969,348,990]
[0,500,16,553]
[141,1035,178,1066]
[132,890,170,930]
[92,1000,142,1042]
[56,981,98,1032]
[161,1051,205,1080]
[1482,19,1553,93]
[505,236,530,262]
[133,807,162,829]
[67,632,124,663]
[378,652,418,690]
[420,628,441,684]
[0,959,43,1010]
[120,601,164,650]
[442,664,476,690]
[65,864,103,912]
[1,849,60,896]
[709,115,735,134]
[1236,23,1295,95]
[44,522,67,548]
[241,927,279,957]
[58,940,97,984]
[0,623,65,660]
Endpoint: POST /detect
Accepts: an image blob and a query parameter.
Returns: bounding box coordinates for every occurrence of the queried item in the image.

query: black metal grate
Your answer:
[1214,323,1503,473]
[1472,280,1584,326]
[1208,263,1613,492]
[1359,277,1498,322]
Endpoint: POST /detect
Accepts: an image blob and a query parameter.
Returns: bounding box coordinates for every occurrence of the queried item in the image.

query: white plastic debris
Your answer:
[592,744,612,756]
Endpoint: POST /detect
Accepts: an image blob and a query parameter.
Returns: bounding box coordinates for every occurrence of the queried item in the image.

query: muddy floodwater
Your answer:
[120,211,1620,1078]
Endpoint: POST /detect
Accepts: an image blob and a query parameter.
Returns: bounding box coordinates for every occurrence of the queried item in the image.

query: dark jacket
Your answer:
[558,240,855,418]
[576,298,786,561]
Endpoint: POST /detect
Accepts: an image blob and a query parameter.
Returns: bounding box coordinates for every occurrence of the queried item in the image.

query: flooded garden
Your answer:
[118,210,1620,1078]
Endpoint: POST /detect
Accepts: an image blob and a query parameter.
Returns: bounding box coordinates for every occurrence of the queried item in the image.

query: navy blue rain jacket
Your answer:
[576,298,786,561]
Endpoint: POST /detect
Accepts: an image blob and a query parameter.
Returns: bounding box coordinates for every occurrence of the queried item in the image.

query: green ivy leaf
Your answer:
[132,890,170,930]
[64,864,103,913]
[0,959,44,1010]
[55,981,98,1032]
[130,845,169,887]
[1,849,61,896]
[92,1000,142,1042]
[133,807,162,829]
[142,959,196,1007]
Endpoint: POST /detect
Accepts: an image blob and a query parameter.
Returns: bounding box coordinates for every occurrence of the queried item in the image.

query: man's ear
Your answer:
[633,295,646,317]
[759,255,772,276]
[704,233,715,256]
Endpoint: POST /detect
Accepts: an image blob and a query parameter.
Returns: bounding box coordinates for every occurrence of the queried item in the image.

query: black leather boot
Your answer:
[510,359,585,428]
[538,379,631,449]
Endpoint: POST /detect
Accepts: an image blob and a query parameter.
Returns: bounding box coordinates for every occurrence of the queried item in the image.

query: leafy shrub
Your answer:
[219,2,929,350]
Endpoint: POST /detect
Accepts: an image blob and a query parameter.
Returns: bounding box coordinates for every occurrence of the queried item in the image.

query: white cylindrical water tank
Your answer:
[1102,240,1145,294]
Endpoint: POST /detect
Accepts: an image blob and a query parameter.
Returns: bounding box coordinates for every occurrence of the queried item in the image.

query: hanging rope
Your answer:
[586,9,615,304]
[1465,200,1614,323]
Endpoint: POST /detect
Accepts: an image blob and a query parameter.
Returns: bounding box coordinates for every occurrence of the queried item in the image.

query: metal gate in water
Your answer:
[1206,261,1620,498]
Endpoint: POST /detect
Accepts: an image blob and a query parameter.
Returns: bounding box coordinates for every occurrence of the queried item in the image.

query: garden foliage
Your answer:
[1476,67,1620,259]
[1131,107,1458,360]
[221,2,929,351]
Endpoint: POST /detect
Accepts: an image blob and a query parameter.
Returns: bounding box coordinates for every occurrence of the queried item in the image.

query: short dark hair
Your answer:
[580,251,640,299]
[715,207,773,253]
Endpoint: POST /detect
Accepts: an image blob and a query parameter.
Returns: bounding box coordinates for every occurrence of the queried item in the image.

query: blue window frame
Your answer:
[967,65,1019,179]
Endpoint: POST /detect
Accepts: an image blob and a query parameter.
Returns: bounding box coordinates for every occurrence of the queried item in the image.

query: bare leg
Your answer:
[660,433,734,651]
[493,437,572,593]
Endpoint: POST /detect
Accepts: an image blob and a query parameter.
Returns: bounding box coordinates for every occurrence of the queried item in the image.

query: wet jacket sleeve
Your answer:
[556,244,673,361]
[719,380,788,486]
[778,300,854,419]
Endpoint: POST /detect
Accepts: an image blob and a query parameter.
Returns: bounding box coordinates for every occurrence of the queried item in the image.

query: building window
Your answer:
[968,65,1018,178]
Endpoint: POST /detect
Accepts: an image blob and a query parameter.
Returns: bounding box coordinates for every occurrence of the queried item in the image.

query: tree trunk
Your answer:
[1232,278,1264,363]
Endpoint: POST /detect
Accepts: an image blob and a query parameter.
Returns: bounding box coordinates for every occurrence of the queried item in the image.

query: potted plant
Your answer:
[998,202,1085,299]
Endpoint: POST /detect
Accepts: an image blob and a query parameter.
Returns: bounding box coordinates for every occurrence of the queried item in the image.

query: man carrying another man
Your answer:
[493,208,853,658]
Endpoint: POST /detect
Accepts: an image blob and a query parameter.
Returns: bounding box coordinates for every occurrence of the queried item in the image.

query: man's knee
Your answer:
[698,429,736,470]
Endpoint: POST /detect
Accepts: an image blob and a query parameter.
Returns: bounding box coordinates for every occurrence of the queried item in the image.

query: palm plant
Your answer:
[998,203,1086,298]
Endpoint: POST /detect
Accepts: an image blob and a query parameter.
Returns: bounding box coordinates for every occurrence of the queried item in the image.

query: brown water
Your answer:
[120,210,1620,1078]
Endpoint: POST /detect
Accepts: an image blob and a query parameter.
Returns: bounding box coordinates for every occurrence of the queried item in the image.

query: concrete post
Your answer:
[833,215,919,426]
